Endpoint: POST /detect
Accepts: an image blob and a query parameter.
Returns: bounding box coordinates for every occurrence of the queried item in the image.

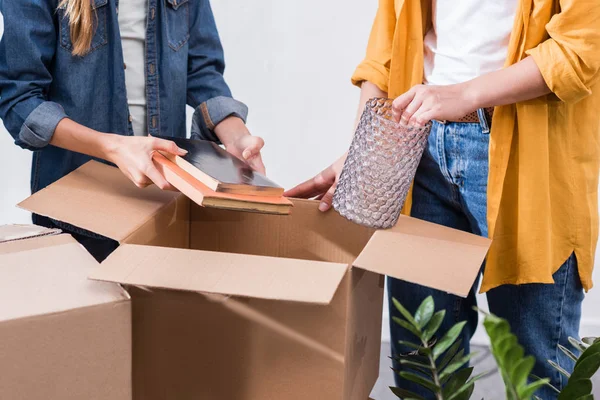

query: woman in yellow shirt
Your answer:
[286,0,599,397]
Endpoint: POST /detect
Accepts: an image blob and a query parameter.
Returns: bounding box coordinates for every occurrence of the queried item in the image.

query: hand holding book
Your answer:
[213,116,266,174]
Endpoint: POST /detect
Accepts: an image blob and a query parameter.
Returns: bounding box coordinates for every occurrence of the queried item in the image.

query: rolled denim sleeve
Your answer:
[0,0,67,150]
[190,96,248,143]
[186,0,248,143]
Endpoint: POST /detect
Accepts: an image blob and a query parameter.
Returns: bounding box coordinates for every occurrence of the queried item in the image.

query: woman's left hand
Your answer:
[391,83,479,127]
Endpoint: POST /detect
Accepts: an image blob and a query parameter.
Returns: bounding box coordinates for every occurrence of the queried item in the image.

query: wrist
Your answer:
[99,133,122,163]
[461,79,485,111]
[213,116,250,147]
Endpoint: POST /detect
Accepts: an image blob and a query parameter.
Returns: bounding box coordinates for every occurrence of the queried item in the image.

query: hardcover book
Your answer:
[154,136,284,197]
[151,137,292,215]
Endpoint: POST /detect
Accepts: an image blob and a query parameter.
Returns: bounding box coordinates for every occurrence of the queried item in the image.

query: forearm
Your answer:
[355,81,388,128]
[50,118,114,160]
[213,116,250,147]
[465,57,551,109]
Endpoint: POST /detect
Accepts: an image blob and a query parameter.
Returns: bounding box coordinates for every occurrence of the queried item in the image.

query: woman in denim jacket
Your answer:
[0,0,264,260]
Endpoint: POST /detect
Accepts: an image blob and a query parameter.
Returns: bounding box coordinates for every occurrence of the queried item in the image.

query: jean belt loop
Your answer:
[477,108,490,134]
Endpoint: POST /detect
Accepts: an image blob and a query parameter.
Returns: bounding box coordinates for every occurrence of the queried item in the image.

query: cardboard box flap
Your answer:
[18,161,179,242]
[90,244,349,304]
[0,236,128,322]
[0,224,61,244]
[0,233,74,255]
[353,215,491,297]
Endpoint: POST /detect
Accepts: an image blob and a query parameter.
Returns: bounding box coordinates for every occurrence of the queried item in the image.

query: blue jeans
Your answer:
[389,116,584,399]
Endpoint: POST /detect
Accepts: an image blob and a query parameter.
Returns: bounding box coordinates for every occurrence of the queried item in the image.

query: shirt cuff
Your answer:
[526,41,593,104]
[18,101,67,149]
[351,60,390,94]
[191,96,248,143]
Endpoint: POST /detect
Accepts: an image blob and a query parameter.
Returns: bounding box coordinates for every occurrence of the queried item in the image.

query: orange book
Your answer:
[154,136,284,197]
[153,152,293,215]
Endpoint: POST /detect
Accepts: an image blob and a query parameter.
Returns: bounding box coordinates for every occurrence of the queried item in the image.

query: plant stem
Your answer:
[422,338,444,400]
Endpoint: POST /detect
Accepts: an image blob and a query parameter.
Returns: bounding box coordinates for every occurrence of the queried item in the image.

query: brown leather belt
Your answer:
[446,107,494,124]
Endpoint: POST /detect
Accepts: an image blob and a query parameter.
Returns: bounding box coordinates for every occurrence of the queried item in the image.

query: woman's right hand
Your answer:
[283,152,347,212]
[104,134,187,190]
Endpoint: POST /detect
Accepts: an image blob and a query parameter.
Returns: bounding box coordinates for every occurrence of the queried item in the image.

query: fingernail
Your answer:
[178,148,188,155]
[319,202,329,212]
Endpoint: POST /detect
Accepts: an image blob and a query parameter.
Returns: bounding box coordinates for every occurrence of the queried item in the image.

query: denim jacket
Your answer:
[0,0,247,198]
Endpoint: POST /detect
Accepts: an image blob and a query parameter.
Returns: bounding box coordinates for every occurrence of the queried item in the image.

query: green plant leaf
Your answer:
[397,340,423,351]
[530,374,560,394]
[398,371,439,395]
[432,321,467,361]
[570,352,600,382]
[569,337,590,353]
[509,355,535,388]
[393,317,421,339]
[446,382,476,400]
[446,372,488,400]
[505,345,525,373]
[574,341,600,369]
[496,333,519,360]
[518,378,550,398]
[582,337,598,346]
[574,395,594,400]
[440,350,465,385]
[442,367,473,398]
[392,298,419,330]
[399,359,434,377]
[389,386,426,400]
[439,353,474,381]
[548,359,572,378]
[423,310,446,343]
[557,379,592,400]
[414,296,435,330]
[558,344,579,363]
[483,314,511,339]
[438,340,463,371]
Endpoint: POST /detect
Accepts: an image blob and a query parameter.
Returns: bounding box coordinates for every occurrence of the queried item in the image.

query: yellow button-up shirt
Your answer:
[352,0,600,292]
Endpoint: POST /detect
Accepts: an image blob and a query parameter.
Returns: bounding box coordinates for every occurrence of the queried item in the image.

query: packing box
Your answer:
[0,226,131,400]
[18,160,490,400]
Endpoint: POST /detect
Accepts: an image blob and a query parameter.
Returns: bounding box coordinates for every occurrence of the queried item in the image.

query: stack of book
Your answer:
[152,136,292,215]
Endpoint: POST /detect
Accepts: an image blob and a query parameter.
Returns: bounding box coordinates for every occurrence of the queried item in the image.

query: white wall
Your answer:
[0,1,598,342]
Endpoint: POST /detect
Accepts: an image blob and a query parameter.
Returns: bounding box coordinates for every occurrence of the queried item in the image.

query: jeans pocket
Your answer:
[165,0,190,50]
[58,0,109,55]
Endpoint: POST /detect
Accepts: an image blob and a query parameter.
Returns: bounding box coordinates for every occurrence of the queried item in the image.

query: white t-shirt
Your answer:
[423,0,519,85]
[118,0,148,136]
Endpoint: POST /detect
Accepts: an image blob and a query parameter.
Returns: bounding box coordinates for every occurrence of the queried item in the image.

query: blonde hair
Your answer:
[58,0,94,56]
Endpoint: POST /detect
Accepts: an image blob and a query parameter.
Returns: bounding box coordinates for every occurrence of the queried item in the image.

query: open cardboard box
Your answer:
[19,161,490,400]
[0,225,131,400]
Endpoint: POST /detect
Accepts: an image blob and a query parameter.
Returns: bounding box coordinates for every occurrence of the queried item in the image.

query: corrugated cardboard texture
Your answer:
[122,194,190,249]
[129,287,344,400]
[0,240,128,322]
[0,224,61,243]
[0,301,131,400]
[0,233,72,255]
[343,269,385,400]
[354,215,491,297]
[92,244,349,304]
[18,161,180,241]
[190,198,375,263]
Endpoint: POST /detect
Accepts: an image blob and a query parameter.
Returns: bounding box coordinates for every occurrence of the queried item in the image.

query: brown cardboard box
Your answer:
[19,161,490,400]
[0,226,132,400]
